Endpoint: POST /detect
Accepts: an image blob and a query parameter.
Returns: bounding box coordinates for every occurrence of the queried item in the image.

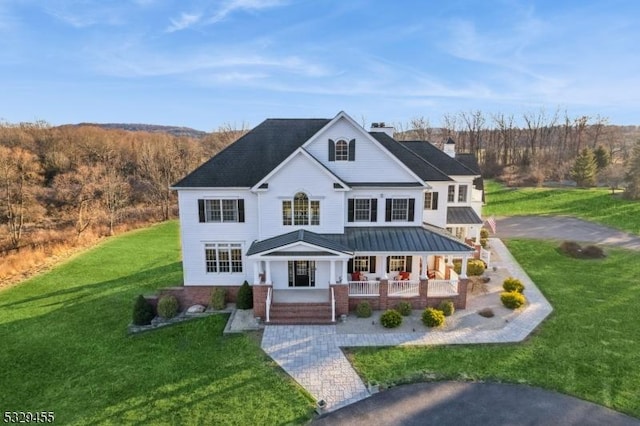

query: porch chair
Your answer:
[397,271,410,280]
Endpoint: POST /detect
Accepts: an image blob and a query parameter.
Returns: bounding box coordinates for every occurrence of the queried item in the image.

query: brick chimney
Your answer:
[444,137,456,158]
[370,122,395,138]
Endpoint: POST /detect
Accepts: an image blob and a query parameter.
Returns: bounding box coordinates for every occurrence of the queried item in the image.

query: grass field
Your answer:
[484,180,640,235]
[347,239,640,418]
[0,222,314,425]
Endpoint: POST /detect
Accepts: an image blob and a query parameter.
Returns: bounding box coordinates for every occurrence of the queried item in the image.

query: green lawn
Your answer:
[484,180,640,235]
[0,222,314,425]
[347,239,640,418]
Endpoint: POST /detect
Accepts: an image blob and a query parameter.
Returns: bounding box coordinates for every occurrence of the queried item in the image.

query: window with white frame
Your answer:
[203,199,240,222]
[335,140,348,161]
[458,185,468,202]
[447,185,456,202]
[423,191,438,210]
[282,192,320,226]
[354,199,371,221]
[388,255,407,272]
[353,256,370,272]
[391,198,409,221]
[205,243,243,273]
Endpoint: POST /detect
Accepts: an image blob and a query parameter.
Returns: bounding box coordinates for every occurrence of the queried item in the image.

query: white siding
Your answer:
[422,182,448,228]
[345,188,424,227]
[305,116,419,183]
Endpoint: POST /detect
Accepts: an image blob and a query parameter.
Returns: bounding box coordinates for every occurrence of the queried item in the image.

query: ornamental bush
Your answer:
[480,228,490,248]
[453,259,486,276]
[395,301,412,316]
[380,309,403,328]
[559,241,582,257]
[356,301,372,318]
[210,287,226,310]
[501,291,526,309]
[157,295,179,319]
[582,245,605,259]
[236,281,253,309]
[132,295,155,325]
[422,307,445,327]
[502,277,525,293]
[438,300,455,317]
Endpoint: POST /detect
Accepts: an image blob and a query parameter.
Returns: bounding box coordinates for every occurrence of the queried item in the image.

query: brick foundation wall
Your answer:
[348,296,381,311]
[156,285,242,311]
[252,284,271,319]
[330,284,349,316]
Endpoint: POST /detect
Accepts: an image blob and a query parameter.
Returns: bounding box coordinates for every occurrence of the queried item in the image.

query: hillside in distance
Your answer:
[72,122,209,138]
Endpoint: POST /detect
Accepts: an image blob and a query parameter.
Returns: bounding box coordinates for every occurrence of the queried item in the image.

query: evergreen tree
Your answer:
[624,140,640,200]
[593,145,610,172]
[571,148,597,187]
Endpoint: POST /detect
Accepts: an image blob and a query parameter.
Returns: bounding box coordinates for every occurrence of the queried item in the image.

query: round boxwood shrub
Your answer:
[395,301,412,316]
[453,259,486,276]
[502,277,525,293]
[582,245,605,259]
[438,300,455,317]
[380,309,403,328]
[236,281,253,309]
[210,287,226,310]
[132,295,155,325]
[157,295,179,319]
[356,301,372,318]
[422,307,445,327]
[501,291,526,309]
[480,228,490,248]
[559,241,582,257]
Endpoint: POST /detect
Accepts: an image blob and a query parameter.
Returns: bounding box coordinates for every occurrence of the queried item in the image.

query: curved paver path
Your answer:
[494,216,640,250]
[313,382,640,426]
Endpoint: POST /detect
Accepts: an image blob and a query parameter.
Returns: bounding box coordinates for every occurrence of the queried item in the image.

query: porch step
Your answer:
[267,302,334,325]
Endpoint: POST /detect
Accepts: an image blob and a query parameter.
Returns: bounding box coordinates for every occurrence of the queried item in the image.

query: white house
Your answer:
[171,111,485,323]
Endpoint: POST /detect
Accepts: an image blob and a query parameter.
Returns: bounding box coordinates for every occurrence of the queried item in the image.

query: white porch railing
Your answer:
[388,280,420,297]
[480,247,491,268]
[331,287,336,322]
[265,287,272,323]
[428,279,459,297]
[348,280,380,296]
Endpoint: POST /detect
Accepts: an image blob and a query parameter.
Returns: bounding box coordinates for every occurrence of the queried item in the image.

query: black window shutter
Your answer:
[369,256,376,273]
[328,139,335,161]
[432,192,438,210]
[348,258,354,273]
[386,256,390,273]
[408,198,415,221]
[348,139,356,161]
[198,199,205,222]
[406,256,413,272]
[238,199,245,223]
[347,199,355,222]
[371,199,377,222]
[385,199,392,222]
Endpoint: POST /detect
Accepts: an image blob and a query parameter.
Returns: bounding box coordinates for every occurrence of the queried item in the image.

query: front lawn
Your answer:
[0,222,314,425]
[347,239,640,418]
[483,180,640,235]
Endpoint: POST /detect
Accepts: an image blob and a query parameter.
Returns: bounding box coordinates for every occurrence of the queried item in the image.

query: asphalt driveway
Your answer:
[493,216,640,250]
[313,382,640,426]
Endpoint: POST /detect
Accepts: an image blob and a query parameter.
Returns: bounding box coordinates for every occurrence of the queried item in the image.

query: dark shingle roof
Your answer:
[402,141,478,176]
[368,133,452,182]
[447,207,483,225]
[246,229,352,256]
[173,118,331,187]
[456,153,485,200]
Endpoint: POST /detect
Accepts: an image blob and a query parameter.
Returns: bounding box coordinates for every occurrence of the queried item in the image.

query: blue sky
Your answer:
[1,0,639,131]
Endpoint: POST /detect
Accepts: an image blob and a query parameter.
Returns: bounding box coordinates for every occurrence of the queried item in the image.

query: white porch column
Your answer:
[382,256,388,279]
[330,260,336,284]
[460,254,469,279]
[265,260,272,284]
[253,261,260,284]
[341,260,348,284]
[420,255,427,280]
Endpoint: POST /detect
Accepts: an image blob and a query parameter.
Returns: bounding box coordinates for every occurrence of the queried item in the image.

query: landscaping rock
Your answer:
[187,304,206,313]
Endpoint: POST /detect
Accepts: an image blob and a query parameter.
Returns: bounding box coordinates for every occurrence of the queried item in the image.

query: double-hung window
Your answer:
[199,199,244,223]
[447,185,456,203]
[205,243,243,273]
[423,192,438,210]
[457,185,468,202]
[385,198,415,222]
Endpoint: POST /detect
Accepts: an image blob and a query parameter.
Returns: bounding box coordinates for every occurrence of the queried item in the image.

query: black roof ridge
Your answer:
[391,139,455,181]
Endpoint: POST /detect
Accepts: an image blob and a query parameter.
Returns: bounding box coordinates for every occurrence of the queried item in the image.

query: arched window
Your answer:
[293,192,309,225]
[282,192,320,226]
[335,140,348,161]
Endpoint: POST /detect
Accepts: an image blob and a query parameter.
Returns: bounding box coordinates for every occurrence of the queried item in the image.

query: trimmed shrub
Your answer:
[380,309,403,328]
[453,259,486,276]
[480,228,490,248]
[438,300,455,317]
[236,281,253,309]
[132,295,155,325]
[501,291,526,309]
[559,241,582,257]
[157,295,179,319]
[395,301,412,316]
[210,287,226,310]
[583,245,605,259]
[502,277,525,293]
[356,301,372,318]
[422,308,445,327]
[477,307,495,318]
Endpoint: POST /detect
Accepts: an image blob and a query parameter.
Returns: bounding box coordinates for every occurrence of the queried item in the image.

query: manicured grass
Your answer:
[347,239,640,418]
[0,222,314,425]
[483,180,640,235]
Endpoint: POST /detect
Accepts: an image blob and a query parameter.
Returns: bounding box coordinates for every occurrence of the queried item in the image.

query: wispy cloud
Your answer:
[166,12,202,33]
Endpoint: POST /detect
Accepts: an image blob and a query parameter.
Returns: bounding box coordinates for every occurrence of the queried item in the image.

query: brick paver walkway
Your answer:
[260,239,553,412]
